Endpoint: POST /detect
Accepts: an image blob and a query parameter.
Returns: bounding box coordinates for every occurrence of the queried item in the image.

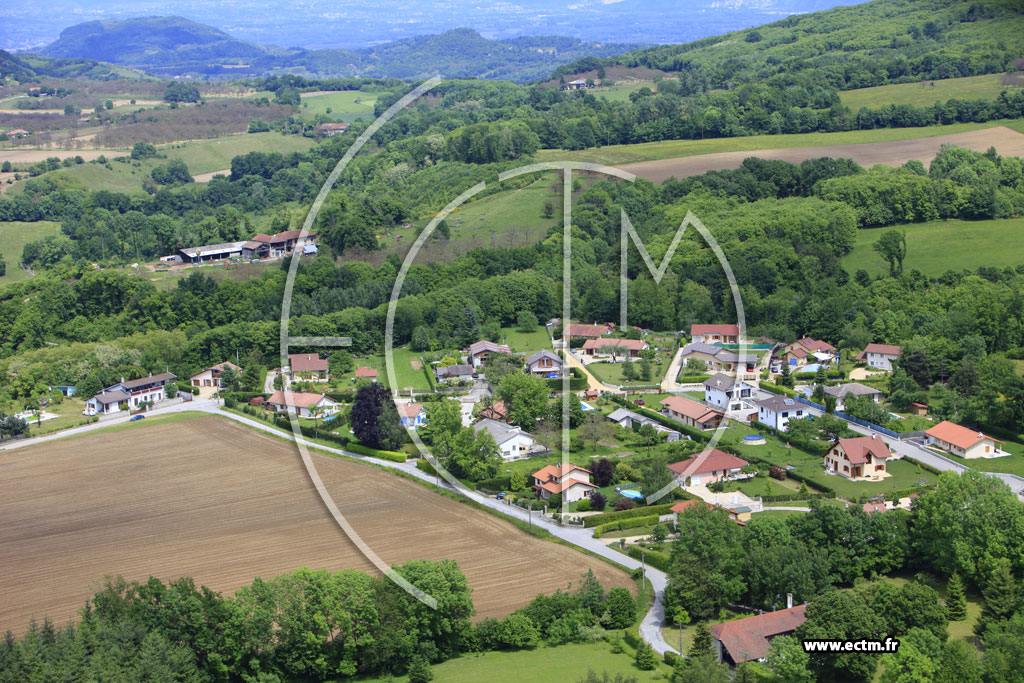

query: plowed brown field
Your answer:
[0,417,631,634]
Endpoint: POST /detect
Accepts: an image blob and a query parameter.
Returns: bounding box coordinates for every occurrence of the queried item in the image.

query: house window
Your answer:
[843,465,849,472]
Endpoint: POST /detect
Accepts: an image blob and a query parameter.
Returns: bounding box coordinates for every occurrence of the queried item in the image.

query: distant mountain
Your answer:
[0,49,138,81]
[32,18,641,83]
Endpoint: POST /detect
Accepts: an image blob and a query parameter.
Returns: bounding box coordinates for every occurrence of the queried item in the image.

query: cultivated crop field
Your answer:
[0,416,631,634]
[613,127,1024,184]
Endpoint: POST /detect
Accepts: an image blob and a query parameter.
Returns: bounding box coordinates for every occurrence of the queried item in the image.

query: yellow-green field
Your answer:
[299,90,379,121]
[536,118,1024,166]
[592,80,659,102]
[0,221,61,283]
[844,217,1024,278]
[840,73,1021,110]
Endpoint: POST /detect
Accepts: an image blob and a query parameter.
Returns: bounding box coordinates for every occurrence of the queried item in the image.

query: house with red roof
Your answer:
[563,322,614,339]
[667,448,748,486]
[532,463,596,503]
[825,435,891,480]
[857,343,902,371]
[660,396,724,431]
[710,604,807,664]
[925,420,1004,459]
[354,367,378,382]
[781,337,837,368]
[189,361,240,388]
[671,499,748,525]
[690,324,739,344]
[477,400,509,422]
[288,353,329,380]
[397,402,426,428]
[581,337,649,358]
[863,500,887,514]
[266,390,338,418]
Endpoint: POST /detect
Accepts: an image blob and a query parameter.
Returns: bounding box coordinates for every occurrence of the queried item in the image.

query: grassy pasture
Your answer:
[840,74,1020,110]
[299,91,379,122]
[844,217,1024,277]
[0,221,60,283]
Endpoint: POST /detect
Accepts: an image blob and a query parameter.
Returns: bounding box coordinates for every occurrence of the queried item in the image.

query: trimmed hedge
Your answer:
[323,392,356,403]
[626,545,670,572]
[345,442,408,462]
[674,373,711,385]
[583,503,674,528]
[475,475,512,493]
[759,381,797,397]
[593,513,661,538]
[416,459,437,476]
[224,391,267,403]
[547,366,588,392]
[900,454,942,476]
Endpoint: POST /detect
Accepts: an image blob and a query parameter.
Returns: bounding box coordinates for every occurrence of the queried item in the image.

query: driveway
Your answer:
[566,350,621,393]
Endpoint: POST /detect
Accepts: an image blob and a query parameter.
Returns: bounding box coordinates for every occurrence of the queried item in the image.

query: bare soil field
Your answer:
[191,168,232,183]
[617,127,1024,184]
[0,416,631,634]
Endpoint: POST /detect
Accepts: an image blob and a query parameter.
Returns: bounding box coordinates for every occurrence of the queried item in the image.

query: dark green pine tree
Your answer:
[981,560,1019,623]
[945,571,968,621]
[689,622,714,659]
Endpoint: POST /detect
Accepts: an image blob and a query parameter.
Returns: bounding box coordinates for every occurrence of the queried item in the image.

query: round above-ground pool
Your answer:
[743,434,767,445]
[620,490,644,499]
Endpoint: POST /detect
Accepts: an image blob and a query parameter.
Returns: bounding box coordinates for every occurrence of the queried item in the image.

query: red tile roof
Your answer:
[836,436,892,464]
[858,343,902,359]
[711,606,807,663]
[397,403,424,418]
[660,396,722,423]
[533,463,592,480]
[670,500,714,514]
[478,400,508,420]
[925,420,1001,450]
[289,353,328,372]
[581,338,646,351]
[794,337,836,353]
[355,367,378,378]
[468,340,511,357]
[863,501,887,514]
[564,323,613,338]
[667,449,748,477]
[691,324,739,337]
[267,390,330,409]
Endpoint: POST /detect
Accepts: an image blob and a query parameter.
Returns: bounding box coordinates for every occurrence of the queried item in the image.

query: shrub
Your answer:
[590,492,607,511]
[576,499,591,512]
[615,498,635,512]
[345,442,407,462]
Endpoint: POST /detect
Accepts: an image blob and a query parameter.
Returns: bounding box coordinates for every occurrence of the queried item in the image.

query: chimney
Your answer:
[871,434,876,440]
[121,376,125,384]
[787,593,793,609]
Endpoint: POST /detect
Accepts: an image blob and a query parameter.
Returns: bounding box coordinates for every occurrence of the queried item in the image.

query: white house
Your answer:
[703,372,755,411]
[189,361,240,389]
[822,382,884,411]
[856,343,901,371]
[473,418,537,460]
[606,408,682,442]
[925,420,1004,459]
[690,324,739,344]
[756,395,807,432]
[532,463,596,503]
[84,372,177,416]
[397,402,426,428]
[265,390,339,419]
[666,448,748,486]
[525,349,563,376]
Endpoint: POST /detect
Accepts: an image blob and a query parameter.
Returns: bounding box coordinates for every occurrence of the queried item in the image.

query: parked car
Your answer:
[129,414,145,421]
[635,399,645,405]
[496,491,507,500]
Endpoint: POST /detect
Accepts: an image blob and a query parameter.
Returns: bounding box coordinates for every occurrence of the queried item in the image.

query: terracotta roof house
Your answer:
[315,122,350,137]
[711,605,808,664]
[247,230,317,258]
[354,367,378,381]
[671,499,748,525]
[690,324,740,344]
[532,463,596,503]
[925,421,1004,459]
[189,361,240,388]
[660,396,724,431]
[563,323,614,338]
[826,435,891,480]
[397,402,426,427]
[467,340,512,367]
[863,501,887,514]
[288,353,329,379]
[782,338,837,367]
[581,338,649,358]
[857,343,902,371]
[667,448,748,486]
[266,390,338,419]
[478,400,509,422]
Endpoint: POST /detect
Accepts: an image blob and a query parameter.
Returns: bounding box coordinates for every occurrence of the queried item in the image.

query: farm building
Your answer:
[189,361,240,388]
[315,122,350,137]
[244,230,319,259]
[532,463,596,503]
[925,421,1004,459]
[178,241,246,264]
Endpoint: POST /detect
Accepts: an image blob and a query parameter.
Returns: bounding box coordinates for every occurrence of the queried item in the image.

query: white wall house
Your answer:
[266,390,339,419]
[474,418,537,460]
[704,373,755,411]
[857,343,901,371]
[925,421,1004,459]
[532,464,596,503]
[756,395,806,432]
[84,373,177,416]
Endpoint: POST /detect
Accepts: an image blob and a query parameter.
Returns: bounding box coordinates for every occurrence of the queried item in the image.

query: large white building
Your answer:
[84,372,177,416]
[756,395,807,432]
[473,418,537,459]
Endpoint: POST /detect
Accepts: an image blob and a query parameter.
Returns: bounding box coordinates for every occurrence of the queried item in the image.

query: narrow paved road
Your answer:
[1,397,679,654]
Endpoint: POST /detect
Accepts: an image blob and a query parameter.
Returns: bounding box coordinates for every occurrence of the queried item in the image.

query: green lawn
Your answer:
[444,175,559,243]
[592,80,658,102]
[299,90,379,122]
[499,326,551,353]
[167,132,315,174]
[755,509,808,520]
[587,357,668,388]
[366,640,672,682]
[840,74,1019,110]
[386,347,432,393]
[844,217,1024,277]
[536,118,1024,166]
[940,444,1024,477]
[0,221,61,283]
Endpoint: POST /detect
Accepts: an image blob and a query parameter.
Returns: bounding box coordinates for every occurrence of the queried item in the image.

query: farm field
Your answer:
[167,131,314,174]
[612,126,1024,184]
[299,90,379,122]
[535,119,1024,167]
[843,217,1024,277]
[0,221,60,283]
[839,73,1021,110]
[0,416,632,635]
[591,80,658,102]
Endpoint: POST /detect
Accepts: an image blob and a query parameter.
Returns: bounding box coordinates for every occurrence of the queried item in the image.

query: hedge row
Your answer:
[674,373,711,384]
[760,492,831,503]
[224,391,267,403]
[626,544,671,572]
[583,503,675,528]
[900,454,942,476]
[593,514,661,538]
[759,382,798,397]
[416,459,437,476]
[547,367,588,392]
[344,442,408,462]
[475,475,512,493]
[794,370,844,381]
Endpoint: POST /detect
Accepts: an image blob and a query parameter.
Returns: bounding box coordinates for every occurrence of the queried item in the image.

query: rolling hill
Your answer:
[31,19,640,83]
